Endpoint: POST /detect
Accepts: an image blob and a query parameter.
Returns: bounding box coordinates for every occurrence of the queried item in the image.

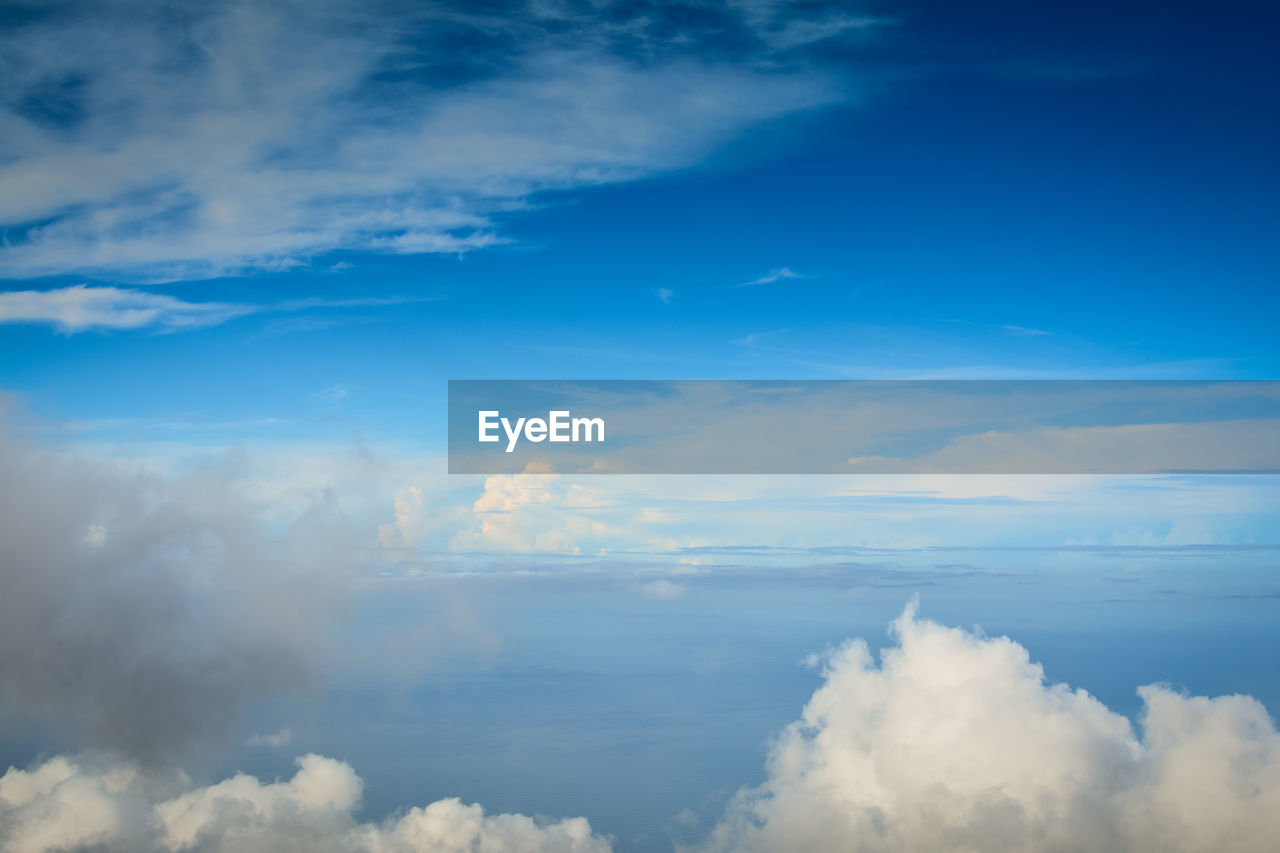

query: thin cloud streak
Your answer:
[0,286,420,333]
[736,267,807,287]
[731,328,790,345]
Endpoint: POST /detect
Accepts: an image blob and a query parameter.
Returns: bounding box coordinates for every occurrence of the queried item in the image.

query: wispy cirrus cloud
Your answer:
[1001,324,1053,336]
[0,285,252,332]
[731,328,790,346]
[736,267,807,287]
[0,285,414,333]
[0,1,868,282]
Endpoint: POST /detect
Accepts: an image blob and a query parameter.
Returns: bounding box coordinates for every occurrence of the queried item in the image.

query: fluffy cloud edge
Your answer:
[699,600,1280,853]
[0,752,612,853]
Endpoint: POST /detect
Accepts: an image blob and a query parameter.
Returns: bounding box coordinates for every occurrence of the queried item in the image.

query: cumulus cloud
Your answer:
[449,470,618,555]
[0,0,854,281]
[9,602,1274,853]
[702,601,1280,853]
[0,753,612,853]
[377,485,432,550]
[0,409,355,761]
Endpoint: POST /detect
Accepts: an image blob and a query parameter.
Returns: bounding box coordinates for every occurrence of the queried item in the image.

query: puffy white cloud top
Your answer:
[702,601,1280,852]
[0,753,611,853]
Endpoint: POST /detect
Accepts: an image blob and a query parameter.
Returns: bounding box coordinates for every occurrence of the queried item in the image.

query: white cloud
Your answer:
[450,470,619,555]
[736,267,805,287]
[378,485,430,550]
[0,2,847,281]
[245,727,293,749]
[1000,324,1052,336]
[312,385,350,405]
[0,754,612,853]
[730,328,789,346]
[703,601,1280,852]
[378,484,472,552]
[656,288,674,305]
[736,1,890,50]
[0,285,252,332]
[0,286,417,333]
[674,807,700,828]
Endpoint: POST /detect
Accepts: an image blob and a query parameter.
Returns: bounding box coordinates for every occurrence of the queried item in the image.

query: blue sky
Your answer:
[1,3,1279,853]
[1,0,1278,441]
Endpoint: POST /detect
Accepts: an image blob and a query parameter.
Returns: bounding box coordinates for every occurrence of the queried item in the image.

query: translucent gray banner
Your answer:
[447,380,1280,474]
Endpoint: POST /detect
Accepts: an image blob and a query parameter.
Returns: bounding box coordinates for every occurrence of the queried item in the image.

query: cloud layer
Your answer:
[0,0,859,280]
[2,567,1278,852]
[702,602,1280,852]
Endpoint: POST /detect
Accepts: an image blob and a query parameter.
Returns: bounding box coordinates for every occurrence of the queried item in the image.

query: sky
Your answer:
[1,2,1278,852]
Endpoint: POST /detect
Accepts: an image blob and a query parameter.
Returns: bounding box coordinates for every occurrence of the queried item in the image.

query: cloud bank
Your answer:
[2,584,1277,852]
[0,0,861,281]
[702,601,1280,852]
[0,753,612,853]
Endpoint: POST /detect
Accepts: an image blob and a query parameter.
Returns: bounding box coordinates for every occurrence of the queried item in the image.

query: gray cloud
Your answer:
[0,406,356,761]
